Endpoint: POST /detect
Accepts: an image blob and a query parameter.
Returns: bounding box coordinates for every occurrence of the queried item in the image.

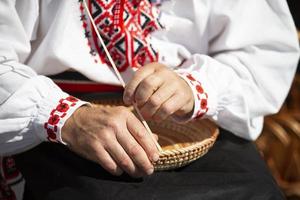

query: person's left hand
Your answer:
[123,62,194,121]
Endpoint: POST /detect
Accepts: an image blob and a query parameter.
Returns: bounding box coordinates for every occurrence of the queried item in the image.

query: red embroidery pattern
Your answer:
[0,157,17,200]
[2,158,19,181]
[185,73,208,119]
[79,1,99,64]
[78,0,162,71]
[0,179,16,200]
[44,96,79,142]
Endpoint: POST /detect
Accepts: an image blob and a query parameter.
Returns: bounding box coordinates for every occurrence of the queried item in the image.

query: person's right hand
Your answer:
[61,105,160,177]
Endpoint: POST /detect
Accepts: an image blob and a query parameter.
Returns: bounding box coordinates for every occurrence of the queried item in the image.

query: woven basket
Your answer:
[87,94,219,171]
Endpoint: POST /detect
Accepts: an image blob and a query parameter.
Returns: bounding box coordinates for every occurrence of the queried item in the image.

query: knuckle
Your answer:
[136,130,146,139]
[109,120,121,132]
[135,93,146,104]
[119,158,132,169]
[100,130,114,143]
[141,79,153,90]
[177,90,186,98]
[90,140,101,150]
[161,104,172,116]
[154,92,163,100]
[149,96,161,107]
[128,144,142,157]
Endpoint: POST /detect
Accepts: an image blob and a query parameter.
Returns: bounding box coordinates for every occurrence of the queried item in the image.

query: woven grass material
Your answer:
[91,98,219,171]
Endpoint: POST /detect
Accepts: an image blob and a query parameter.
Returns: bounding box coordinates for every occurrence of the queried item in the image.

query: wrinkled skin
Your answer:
[62,63,194,177]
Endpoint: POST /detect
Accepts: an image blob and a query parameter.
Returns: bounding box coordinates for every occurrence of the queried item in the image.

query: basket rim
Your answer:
[156,120,219,156]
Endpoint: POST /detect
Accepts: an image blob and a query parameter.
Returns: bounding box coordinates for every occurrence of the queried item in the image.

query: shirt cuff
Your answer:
[33,93,89,145]
[176,71,217,121]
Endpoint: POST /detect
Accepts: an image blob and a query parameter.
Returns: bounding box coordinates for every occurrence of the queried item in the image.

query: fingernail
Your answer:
[152,153,159,162]
[114,168,123,176]
[146,168,154,175]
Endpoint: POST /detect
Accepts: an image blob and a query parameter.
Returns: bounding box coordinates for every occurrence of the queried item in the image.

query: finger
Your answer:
[116,129,154,176]
[126,112,160,162]
[152,93,187,121]
[153,133,159,141]
[105,139,139,176]
[134,74,164,107]
[139,83,176,119]
[123,63,158,105]
[92,143,123,176]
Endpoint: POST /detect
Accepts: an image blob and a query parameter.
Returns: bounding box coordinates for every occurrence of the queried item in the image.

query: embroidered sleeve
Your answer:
[180,72,209,119]
[43,96,88,144]
[174,70,218,123]
[177,72,209,121]
[25,77,90,146]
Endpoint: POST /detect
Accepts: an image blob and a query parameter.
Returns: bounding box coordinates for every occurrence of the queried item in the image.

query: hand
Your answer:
[61,105,159,177]
[123,62,194,121]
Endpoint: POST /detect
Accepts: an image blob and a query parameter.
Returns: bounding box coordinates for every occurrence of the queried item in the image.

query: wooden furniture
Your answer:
[256,74,300,199]
[255,30,300,199]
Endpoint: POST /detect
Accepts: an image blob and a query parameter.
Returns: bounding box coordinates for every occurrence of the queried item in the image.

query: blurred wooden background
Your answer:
[255,3,300,198]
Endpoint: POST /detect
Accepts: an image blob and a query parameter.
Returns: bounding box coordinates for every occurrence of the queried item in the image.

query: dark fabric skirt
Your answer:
[14,129,284,200]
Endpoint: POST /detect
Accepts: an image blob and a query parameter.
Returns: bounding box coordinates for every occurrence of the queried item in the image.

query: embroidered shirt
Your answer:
[0,0,299,199]
[79,0,162,71]
[0,0,299,152]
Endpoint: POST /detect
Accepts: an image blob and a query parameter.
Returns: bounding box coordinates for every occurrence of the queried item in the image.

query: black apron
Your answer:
[16,73,284,200]
[15,128,284,200]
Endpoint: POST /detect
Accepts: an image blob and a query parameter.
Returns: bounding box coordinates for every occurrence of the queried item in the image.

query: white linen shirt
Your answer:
[0,0,299,156]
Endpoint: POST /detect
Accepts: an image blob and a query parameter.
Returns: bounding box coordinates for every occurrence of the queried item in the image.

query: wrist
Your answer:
[61,105,89,145]
[173,75,195,119]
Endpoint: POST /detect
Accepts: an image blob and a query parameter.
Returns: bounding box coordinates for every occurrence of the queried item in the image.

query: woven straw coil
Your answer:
[90,96,219,171]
